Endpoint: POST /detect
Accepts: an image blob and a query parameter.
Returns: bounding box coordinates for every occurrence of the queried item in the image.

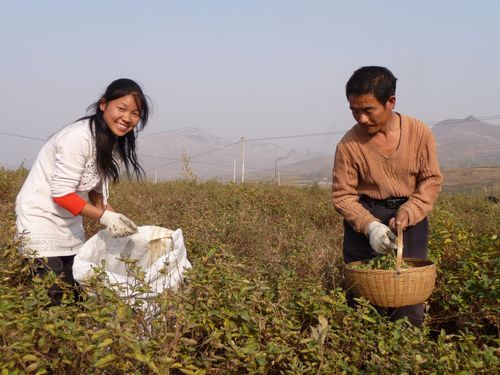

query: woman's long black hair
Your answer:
[81,78,151,183]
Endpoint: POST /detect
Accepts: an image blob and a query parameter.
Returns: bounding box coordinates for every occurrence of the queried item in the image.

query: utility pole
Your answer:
[154,168,158,183]
[274,158,278,184]
[240,137,245,183]
[274,154,288,185]
[233,158,236,183]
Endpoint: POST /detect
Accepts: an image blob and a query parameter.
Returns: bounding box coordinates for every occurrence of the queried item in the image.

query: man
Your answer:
[332,66,443,327]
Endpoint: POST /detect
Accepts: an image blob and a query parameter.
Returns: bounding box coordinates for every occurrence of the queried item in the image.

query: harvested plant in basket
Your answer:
[352,251,411,270]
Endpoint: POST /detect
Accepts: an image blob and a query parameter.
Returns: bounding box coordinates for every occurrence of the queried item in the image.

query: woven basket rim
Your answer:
[345,257,435,274]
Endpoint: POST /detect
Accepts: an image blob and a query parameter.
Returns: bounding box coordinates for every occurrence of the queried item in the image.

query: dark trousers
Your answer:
[34,256,81,305]
[343,197,429,327]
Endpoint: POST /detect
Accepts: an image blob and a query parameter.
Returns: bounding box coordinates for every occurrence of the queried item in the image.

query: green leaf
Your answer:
[206,247,217,258]
[180,337,198,345]
[95,354,117,367]
[22,354,38,362]
[25,362,39,372]
[91,329,109,341]
[97,338,113,348]
[362,315,376,323]
[471,360,484,369]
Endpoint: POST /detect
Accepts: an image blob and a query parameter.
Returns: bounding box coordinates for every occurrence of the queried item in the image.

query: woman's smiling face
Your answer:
[99,94,141,137]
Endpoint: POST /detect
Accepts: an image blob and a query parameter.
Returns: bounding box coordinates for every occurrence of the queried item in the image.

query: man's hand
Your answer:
[389,209,409,232]
[367,221,397,254]
[99,210,138,237]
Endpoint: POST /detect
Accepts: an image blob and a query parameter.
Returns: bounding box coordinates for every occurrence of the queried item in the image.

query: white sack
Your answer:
[73,226,191,300]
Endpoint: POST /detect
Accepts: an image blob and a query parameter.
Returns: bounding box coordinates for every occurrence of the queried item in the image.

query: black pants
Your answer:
[343,197,429,327]
[34,255,81,305]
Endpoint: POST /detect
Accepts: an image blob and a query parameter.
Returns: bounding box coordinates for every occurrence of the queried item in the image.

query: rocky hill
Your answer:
[432,116,500,168]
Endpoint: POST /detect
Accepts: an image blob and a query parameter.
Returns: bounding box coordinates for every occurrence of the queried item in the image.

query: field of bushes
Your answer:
[0,167,498,374]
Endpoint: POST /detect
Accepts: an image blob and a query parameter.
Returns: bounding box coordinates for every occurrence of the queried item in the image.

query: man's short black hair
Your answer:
[346,66,397,105]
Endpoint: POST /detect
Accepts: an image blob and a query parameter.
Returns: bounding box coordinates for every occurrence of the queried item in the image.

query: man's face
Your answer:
[348,93,395,135]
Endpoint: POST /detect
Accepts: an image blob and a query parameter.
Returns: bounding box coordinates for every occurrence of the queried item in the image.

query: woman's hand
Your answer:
[88,190,115,211]
[99,210,138,237]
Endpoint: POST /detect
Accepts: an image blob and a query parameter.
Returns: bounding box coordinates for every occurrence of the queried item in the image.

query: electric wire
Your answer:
[0,131,47,141]
[2,114,500,175]
[144,140,241,172]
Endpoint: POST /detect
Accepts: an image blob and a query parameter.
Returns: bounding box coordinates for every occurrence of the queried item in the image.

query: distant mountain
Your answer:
[137,127,323,181]
[278,116,500,181]
[138,117,500,182]
[432,116,500,168]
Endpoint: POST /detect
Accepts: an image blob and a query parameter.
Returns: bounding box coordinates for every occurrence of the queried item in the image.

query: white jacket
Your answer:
[15,119,105,257]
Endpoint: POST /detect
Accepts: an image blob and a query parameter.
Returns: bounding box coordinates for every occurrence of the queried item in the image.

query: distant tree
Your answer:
[180,151,196,182]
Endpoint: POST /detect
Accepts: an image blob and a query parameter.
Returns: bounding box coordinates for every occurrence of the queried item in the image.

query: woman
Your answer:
[15,78,151,303]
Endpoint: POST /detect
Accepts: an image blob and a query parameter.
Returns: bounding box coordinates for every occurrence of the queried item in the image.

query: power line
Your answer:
[147,156,285,173]
[245,130,347,142]
[426,115,500,126]
[138,153,180,161]
[0,131,47,141]
[244,115,500,142]
[190,141,241,158]
[144,141,241,172]
[2,115,500,144]
[3,114,500,170]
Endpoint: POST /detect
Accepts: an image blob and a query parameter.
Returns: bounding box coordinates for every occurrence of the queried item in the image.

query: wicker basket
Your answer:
[344,227,436,307]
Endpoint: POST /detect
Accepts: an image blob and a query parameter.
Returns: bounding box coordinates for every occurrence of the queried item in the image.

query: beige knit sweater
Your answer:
[332,114,443,235]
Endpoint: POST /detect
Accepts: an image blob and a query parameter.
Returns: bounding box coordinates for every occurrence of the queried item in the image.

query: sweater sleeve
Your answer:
[50,128,91,197]
[332,143,378,235]
[399,129,443,225]
[53,192,87,216]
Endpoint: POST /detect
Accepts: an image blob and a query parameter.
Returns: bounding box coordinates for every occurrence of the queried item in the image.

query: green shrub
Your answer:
[1,168,498,374]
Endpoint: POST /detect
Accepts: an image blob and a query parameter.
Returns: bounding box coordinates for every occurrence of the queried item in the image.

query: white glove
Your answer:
[367,221,397,255]
[99,210,138,238]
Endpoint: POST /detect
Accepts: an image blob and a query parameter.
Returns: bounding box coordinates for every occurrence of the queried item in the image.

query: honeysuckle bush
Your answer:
[1,168,498,374]
[427,193,499,343]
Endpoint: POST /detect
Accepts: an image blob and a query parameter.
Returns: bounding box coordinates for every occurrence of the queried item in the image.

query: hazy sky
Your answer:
[1,0,499,168]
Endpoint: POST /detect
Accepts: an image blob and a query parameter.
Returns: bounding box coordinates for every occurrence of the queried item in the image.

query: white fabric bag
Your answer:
[73,226,191,301]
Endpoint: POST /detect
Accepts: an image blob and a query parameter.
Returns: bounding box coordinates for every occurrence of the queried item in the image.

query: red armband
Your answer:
[52,192,87,216]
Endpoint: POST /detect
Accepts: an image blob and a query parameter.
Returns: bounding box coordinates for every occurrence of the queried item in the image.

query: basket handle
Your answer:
[396,225,403,274]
